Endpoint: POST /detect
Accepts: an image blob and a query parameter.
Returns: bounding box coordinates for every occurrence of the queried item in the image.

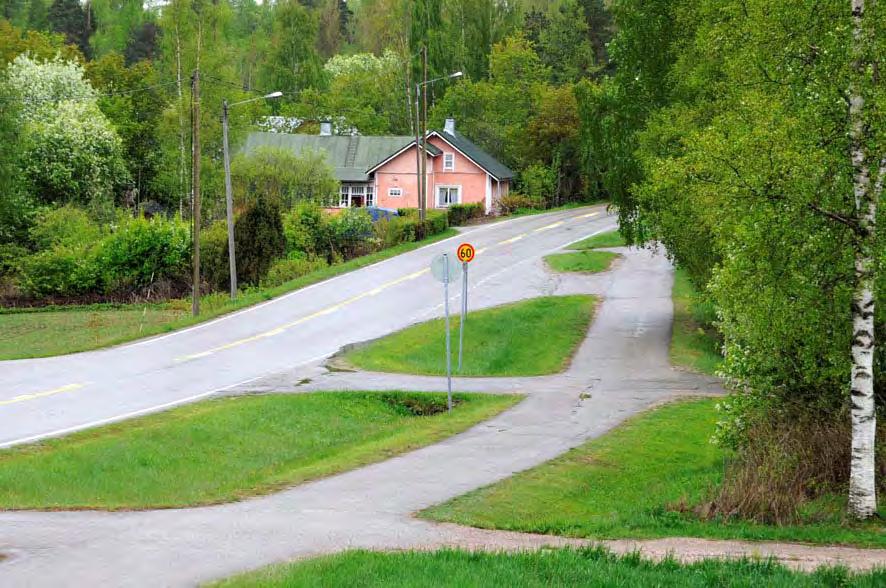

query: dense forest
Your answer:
[0,0,884,521]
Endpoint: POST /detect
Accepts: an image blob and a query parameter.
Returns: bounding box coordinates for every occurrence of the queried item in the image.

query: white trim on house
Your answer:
[436,185,461,208]
[426,131,506,181]
[443,152,455,171]
[485,173,492,213]
[365,141,439,175]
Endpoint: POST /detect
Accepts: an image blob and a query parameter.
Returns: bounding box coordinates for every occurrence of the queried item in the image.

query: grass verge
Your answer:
[670,268,722,375]
[213,547,886,587]
[544,250,619,274]
[569,229,626,250]
[342,295,596,377]
[0,229,457,360]
[0,391,519,510]
[421,399,886,547]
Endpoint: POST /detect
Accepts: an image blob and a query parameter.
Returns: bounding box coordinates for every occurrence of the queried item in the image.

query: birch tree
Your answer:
[847,0,881,520]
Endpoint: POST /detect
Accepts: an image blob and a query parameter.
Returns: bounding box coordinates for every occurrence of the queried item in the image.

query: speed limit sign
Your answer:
[457,243,476,263]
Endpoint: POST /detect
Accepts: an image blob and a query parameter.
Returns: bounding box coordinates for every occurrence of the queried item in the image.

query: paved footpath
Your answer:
[2,246,884,585]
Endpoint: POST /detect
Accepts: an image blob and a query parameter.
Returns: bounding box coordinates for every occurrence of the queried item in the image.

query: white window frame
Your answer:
[366,185,375,207]
[388,187,403,198]
[339,185,350,208]
[436,185,461,208]
[443,152,455,171]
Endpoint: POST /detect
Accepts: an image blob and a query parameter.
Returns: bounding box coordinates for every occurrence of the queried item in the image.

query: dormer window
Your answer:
[443,153,455,171]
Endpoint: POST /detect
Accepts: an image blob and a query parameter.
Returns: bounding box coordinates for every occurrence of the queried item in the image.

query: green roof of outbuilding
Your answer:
[243,132,441,183]
[435,129,515,180]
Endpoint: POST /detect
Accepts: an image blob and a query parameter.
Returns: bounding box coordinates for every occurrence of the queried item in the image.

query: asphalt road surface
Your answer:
[0,205,616,447]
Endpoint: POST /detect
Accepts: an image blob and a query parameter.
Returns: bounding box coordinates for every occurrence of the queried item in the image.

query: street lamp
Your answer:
[415,71,463,222]
[222,91,283,299]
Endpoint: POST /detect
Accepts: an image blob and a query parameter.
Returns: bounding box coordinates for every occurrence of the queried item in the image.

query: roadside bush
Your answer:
[29,205,102,250]
[234,198,286,286]
[520,163,558,203]
[373,215,417,248]
[497,193,542,214]
[263,255,328,288]
[200,220,230,293]
[18,245,100,297]
[283,202,331,258]
[447,203,484,226]
[97,216,190,294]
[0,242,28,277]
[328,208,373,259]
[232,146,338,209]
[397,209,449,239]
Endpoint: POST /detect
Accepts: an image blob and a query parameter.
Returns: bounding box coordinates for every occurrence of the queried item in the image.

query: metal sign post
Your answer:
[430,252,462,413]
[455,243,476,372]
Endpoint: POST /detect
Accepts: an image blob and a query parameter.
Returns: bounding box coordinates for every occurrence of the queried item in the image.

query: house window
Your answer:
[366,185,375,207]
[443,153,455,171]
[436,185,461,207]
[339,185,350,208]
[388,187,403,198]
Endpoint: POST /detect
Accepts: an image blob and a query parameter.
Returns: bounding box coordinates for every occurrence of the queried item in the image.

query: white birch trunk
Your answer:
[847,0,878,520]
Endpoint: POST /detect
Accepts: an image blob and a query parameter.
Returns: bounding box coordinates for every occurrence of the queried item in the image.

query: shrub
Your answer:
[263,255,328,288]
[520,163,558,203]
[18,245,100,297]
[200,220,230,293]
[397,208,449,239]
[283,202,331,258]
[97,216,190,294]
[234,198,286,286]
[232,146,338,210]
[373,215,417,248]
[30,205,102,250]
[497,193,542,214]
[447,203,484,226]
[328,208,373,259]
[0,242,28,277]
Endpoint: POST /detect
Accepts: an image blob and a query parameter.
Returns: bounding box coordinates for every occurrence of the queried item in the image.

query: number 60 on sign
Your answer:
[457,243,475,263]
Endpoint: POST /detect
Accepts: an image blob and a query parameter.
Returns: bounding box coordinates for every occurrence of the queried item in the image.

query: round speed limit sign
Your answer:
[457,243,476,263]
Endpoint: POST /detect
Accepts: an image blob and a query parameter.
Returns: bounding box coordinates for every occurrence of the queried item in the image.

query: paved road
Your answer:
[0,240,729,586]
[0,205,614,447]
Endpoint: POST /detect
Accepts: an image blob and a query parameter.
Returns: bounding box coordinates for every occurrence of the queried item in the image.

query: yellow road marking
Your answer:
[177,268,430,361]
[499,233,526,245]
[579,212,600,219]
[534,220,564,232]
[0,383,85,407]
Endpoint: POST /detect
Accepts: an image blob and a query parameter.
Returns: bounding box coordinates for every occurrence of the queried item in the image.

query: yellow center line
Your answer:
[498,233,527,245]
[0,383,85,407]
[579,211,600,219]
[177,268,430,362]
[534,220,564,232]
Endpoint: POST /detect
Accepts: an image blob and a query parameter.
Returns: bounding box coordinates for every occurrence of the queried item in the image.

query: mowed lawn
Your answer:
[421,399,886,547]
[0,229,457,361]
[544,250,619,274]
[0,391,520,510]
[569,229,626,250]
[215,547,886,587]
[670,268,723,375]
[343,295,596,376]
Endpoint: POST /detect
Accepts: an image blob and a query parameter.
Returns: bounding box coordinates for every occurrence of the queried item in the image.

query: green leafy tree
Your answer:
[537,0,596,84]
[233,197,285,285]
[47,0,93,57]
[260,0,325,97]
[232,146,338,210]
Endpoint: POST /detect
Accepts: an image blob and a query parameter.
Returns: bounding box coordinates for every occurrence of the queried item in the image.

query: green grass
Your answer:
[544,250,619,274]
[343,295,596,377]
[670,268,723,375]
[0,391,519,510]
[0,229,457,360]
[214,547,886,587]
[421,399,886,547]
[569,229,626,250]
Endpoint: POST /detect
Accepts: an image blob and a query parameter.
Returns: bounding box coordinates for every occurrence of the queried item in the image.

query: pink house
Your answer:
[243,119,513,214]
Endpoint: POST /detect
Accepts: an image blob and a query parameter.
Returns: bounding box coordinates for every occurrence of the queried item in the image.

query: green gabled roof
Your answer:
[434,129,515,180]
[242,132,441,183]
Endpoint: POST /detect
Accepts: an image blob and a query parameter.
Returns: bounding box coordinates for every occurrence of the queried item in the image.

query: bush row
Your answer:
[10,202,452,302]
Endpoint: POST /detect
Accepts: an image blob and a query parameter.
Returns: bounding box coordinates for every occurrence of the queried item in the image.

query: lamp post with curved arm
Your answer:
[222,91,283,299]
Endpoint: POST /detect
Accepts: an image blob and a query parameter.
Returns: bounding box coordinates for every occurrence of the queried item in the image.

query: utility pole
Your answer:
[191,70,201,317]
[222,99,237,300]
[414,75,423,222]
[420,45,429,223]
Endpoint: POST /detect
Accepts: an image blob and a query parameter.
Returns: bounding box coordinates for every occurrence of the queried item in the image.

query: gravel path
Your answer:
[3,245,880,585]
